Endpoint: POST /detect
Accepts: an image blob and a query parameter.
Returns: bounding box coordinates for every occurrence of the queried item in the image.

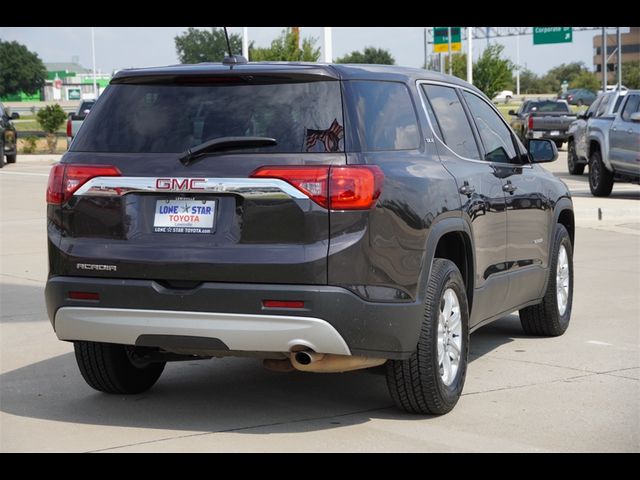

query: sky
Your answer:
[0,26,628,76]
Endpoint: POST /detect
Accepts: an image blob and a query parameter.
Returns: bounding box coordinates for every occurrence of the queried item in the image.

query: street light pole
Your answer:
[616,27,622,90]
[602,27,607,92]
[91,27,98,98]
[323,27,333,63]
[242,27,249,60]
[516,29,520,96]
[447,27,452,75]
[467,27,473,84]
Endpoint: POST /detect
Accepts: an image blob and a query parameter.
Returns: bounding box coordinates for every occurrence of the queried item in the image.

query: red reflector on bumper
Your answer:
[262,300,305,309]
[68,291,100,300]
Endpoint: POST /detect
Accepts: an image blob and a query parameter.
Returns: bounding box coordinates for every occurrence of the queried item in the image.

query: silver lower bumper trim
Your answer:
[54,307,351,355]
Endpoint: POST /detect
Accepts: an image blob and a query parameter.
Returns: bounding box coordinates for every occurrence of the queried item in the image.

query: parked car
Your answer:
[566,89,627,175]
[588,89,640,196]
[0,103,18,168]
[45,63,574,415]
[509,99,577,149]
[493,90,513,104]
[66,100,96,147]
[560,88,597,106]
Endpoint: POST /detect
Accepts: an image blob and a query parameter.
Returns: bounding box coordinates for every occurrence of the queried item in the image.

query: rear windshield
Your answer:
[524,101,570,113]
[71,80,344,154]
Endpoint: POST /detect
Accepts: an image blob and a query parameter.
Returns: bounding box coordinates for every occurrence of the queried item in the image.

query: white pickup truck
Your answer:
[66,100,95,148]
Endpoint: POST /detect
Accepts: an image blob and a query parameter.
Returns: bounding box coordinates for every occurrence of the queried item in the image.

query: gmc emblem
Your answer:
[156,178,205,190]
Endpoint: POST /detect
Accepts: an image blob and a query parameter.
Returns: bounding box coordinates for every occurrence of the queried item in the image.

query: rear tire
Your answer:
[519,224,573,337]
[589,148,614,197]
[386,259,469,415]
[6,153,16,164]
[0,140,4,169]
[554,140,563,149]
[74,341,165,394]
[567,140,585,175]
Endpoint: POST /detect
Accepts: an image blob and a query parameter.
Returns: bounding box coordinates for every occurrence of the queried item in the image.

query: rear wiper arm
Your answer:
[179,136,277,166]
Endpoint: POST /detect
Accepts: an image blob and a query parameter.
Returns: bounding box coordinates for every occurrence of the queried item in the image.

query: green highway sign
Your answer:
[533,27,573,45]
[434,27,462,53]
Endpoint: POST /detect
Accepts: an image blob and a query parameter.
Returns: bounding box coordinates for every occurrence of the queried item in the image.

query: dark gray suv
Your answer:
[45,63,574,414]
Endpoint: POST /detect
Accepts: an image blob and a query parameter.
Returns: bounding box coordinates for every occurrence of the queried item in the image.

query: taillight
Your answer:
[46,164,121,205]
[251,166,329,207]
[250,165,384,210]
[66,118,72,137]
[528,115,534,130]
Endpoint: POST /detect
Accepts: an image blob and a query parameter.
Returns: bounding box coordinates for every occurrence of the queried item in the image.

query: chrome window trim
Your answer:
[73,176,309,200]
[415,79,533,169]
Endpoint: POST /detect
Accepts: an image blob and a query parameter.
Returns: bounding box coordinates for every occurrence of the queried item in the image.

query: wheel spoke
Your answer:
[448,340,461,363]
[442,349,452,383]
[449,310,461,332]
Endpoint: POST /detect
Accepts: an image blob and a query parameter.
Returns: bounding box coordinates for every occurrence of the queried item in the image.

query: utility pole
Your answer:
[242,27,249,60]
[467,27,473,84]
[616,27,622,89]
[91,27,98,98]
[447,27,452,75]
[602,27,607,91]
[323,27,332,63]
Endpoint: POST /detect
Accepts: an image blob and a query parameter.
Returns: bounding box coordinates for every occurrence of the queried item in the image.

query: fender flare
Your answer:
[541,198,574,295]
[417,216,475,307]
[587,133,613,171]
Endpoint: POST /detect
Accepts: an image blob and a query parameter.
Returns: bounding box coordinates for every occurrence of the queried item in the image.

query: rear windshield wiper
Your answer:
[179,136,277,166]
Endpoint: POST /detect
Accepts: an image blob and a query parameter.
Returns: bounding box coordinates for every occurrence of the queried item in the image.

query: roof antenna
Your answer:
[222,27,248,68]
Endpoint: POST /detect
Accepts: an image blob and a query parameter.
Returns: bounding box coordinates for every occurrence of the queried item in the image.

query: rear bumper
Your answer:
[45,276,424,359]
[526,131,569,142]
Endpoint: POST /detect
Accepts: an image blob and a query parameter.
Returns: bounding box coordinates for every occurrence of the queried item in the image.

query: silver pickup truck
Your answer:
[568,89,639,196]
[566,90,627,175]
[509,100,576,149]
[65,100,95,148]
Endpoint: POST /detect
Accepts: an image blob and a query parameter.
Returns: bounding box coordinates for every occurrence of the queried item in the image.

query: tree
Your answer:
[175,27,243,63]
[36,104,67,153]
[570,70,600,91]
[515,68,547,94]
[472,44,513,100]
[250,28,320,62]
[540,62,589,93]
[0,40,47,97]
[622,61,640,89]
[336,47,395,65]
[441,53,467,79]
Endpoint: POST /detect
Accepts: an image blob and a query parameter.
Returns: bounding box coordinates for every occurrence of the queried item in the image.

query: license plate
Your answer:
[550,130,560,136]
[153,199,216,234]
[533,131,543,139]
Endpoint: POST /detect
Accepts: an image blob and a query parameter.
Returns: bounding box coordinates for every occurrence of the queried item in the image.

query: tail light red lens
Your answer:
[68,291,100,300]
[528,115,534,130]
[66,118,72,137]
[46,164,121,205]
[250,165,384,210]
[262,300,305,309]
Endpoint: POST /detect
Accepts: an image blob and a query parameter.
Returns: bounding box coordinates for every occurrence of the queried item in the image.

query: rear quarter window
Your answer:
[344,80,420,151]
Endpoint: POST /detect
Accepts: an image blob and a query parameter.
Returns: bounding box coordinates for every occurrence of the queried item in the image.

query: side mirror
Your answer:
[11,112,20,120]
[528,139,558,163]
[508,109,516,116]
[630,112,640,123]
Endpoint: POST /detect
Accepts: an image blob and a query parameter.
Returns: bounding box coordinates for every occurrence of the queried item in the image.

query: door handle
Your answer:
[612,126,617,131]
[458,182,475,197]
[628,129,634,134]
[503,182,517,194]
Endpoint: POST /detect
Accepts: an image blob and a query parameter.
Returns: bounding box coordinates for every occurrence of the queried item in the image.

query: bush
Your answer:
[36,104,66,153]
[22,136,38,154]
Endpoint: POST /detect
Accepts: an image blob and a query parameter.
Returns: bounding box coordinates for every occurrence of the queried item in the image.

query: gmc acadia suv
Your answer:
[45,63,574,415]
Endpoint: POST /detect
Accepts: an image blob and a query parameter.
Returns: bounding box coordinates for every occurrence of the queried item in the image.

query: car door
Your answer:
[576,96,604,159]
[460,90,552,313]
[420,83,508,326]
[609,93,640,176]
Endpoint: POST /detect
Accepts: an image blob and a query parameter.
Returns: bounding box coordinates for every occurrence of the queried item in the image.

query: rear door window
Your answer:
[620,94,640,122]
[71,80,344,154]
[344,80,420,151]
[421,84,481,160]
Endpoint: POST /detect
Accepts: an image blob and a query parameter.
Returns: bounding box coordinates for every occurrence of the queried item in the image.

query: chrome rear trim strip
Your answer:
[73,176,308,200]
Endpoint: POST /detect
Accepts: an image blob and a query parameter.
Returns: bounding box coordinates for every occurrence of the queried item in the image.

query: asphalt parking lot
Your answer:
[1,153,638,452]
